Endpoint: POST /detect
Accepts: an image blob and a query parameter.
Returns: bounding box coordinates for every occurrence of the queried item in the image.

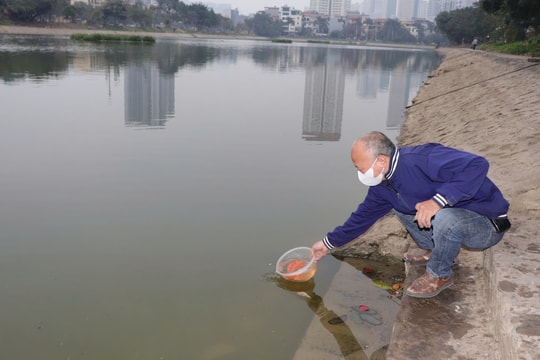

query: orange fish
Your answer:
[286,260,306,273]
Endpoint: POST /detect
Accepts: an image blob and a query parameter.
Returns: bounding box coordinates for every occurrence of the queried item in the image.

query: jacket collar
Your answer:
[385,147,399,180]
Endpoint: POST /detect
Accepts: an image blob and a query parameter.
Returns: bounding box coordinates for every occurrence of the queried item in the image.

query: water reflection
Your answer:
[303,48,345,141]
[154,42,220,73]
[0,36,438,133]
[301,47,435,140]
[124,61,174,127]
[273,276,387,359]
[0,44,69,82]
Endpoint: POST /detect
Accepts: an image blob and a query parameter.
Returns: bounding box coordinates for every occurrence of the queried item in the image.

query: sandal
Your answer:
[403,250,459,266]
[405,272,454,298]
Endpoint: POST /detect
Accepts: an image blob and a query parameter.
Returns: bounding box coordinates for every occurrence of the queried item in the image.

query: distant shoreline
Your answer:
[0,24,261,40]
[0,24,437,50]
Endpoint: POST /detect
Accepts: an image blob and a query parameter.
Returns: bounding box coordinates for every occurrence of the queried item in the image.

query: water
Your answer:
[0,35,440,359]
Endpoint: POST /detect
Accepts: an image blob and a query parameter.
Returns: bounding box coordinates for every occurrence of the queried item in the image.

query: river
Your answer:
[0,35,440,359]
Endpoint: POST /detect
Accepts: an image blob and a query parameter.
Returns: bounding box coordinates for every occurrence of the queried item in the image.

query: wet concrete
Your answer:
[293,258,403,360]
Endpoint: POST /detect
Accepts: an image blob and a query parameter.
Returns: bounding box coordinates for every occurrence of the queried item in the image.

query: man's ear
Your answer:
[379,155,390,173]
[377,155,388,165]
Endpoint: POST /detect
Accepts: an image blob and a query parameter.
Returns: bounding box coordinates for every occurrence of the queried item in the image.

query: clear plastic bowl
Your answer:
[275,246,317,282]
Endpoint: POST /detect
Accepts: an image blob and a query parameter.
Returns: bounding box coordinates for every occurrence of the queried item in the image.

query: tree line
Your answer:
[0,0,231,32]
[4,0,537,44]
[0,0,437,44]
[435,0,539,45]
[245,12,442,45]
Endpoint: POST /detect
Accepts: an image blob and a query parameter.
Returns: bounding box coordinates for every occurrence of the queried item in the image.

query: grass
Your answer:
[271,38,292,43]
[70,33,155,43]
[482,35,540,57]
[307,39,330,44]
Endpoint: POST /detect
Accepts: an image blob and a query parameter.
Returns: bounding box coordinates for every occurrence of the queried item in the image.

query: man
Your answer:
[311,131,510,298]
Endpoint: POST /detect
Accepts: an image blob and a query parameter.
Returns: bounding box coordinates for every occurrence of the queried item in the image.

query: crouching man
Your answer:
[311,131,510,298]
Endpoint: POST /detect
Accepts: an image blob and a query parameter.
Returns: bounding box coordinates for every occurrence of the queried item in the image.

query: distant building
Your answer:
[350,1,362,12]
[427,0,441,21]
[401,19,419,36]
[343,12,370,39]
[417,0,428,19]
[397,0,419,20]
[131,0,155,7]
[309,0,328,14]
[70,0,105,6]
[310,0,351,17]
[262,5,303,34]
[441,0,476,11]
[230,8,240,26]
[264,6,281,20]
[386,0,398,18]
[280,6,303,34]
[203,2,232,18]
[328,17,344,33]
[71,0,158,7]
[352,0,462,19]
[302,11,322,34]
[365,0,397,18]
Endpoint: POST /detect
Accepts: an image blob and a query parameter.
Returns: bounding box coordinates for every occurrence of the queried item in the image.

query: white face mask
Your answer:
[357,158,383,186]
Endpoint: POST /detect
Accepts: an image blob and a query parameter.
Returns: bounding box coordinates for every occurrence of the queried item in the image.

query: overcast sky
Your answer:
[229,1,309,15]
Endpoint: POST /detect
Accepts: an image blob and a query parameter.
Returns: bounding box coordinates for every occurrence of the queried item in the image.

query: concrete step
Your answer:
[386,249,498,359]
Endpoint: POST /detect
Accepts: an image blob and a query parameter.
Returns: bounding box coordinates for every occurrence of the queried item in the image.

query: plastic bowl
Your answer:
[275,246,317,282]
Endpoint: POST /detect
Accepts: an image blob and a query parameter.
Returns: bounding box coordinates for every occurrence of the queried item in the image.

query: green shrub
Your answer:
[499,43,529,54]
[70,33,84,40]
[307,40,330,44]
[271,39,292,43]
[70,33,155,43]
[483,35,540,57]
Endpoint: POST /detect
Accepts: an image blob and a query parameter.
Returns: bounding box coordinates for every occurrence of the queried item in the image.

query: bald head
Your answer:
[351,131,395,177]
[352,132,395,158]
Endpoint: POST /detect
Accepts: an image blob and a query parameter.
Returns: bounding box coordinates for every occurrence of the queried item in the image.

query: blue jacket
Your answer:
[323,143,509,249]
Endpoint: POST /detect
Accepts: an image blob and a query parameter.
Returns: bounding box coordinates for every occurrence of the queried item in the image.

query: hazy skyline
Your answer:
[229,0,309,14]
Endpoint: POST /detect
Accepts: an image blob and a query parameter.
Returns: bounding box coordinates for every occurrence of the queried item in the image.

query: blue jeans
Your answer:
[393,208,505,278]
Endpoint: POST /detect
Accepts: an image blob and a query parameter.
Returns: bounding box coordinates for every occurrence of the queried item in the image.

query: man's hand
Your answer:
[414,199,442,228]
[311,240,329,261]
